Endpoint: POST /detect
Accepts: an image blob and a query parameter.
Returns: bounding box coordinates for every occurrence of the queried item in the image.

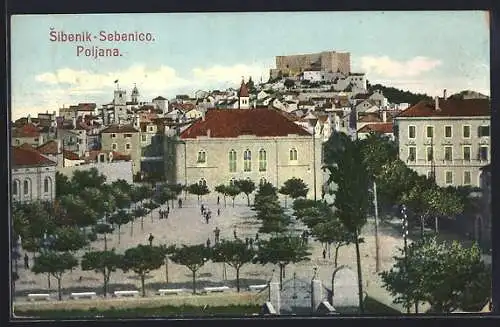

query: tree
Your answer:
[48,226,91,253]
[284,79,295,89]
[380,237,491,313]
[132,206,148,233]
[253,182,291,234]
[93,223,115,251]
[187,183,210,202]
[279,178,309,207]
[70,168,107,190]
[225,184,241,208]
[235,179,256,206]
[58,194,99,228]
[375,159,419,211]
[254,234,310,289]
[159,244,177,284]
[120,245,165,297]
[326,135,371,313]
[212,239,256,292]
[81,250,123,298]
[359,133,399,179]
[170,244,211,294]
[55,172,73,198]
[215,184,228,208]
[108,210,133,244]
[167,183,185,207]
[32,251,78,300]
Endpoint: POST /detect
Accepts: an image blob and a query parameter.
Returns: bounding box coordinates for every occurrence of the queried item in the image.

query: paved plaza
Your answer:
[14,193,407,307]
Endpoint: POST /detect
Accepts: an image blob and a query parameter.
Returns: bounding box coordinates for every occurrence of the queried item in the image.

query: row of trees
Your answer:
[319,131,489,313]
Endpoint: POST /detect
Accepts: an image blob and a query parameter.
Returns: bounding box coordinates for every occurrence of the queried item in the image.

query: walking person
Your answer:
[148,233,154,246]
[201,204,205,215]
[178,198,182,208]
[217,196,220,205]
[206,238,211,248]
[205,214,210,224]
[255,233,259,241]
[322,248,326,260]
[245,237,249,246]
[249,237,254,248]
[233,228,237,239]
[24,253,29,269]
[217,208,220,216]
[214,227,220,243]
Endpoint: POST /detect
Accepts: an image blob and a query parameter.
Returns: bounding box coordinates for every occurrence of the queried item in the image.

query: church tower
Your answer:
[131,84,140,104]
[238,78,250,109]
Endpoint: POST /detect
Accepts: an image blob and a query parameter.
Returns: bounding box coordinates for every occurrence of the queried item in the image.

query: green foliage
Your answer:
[279,178,309,206]
[187,183,210,201]
[359,133,398,178]
[214,184,229,207]
[380,237,491,313]
[32,251,78,300]
[225,184,241,207]
[48,226,90,252]
[58,194,99,227]
[70,168,107,190]
[367,83,432,105]
[284,79,295,89]
[170,244,211,294]
[252,182,291,234]
[55,172,73,198]
[121,245,165,297]
[254,234,310,288]
[81,250,123,297]
[13,201,56,239]
[212,239,256,292]
[375,159,419,209]
[234,179,256,206]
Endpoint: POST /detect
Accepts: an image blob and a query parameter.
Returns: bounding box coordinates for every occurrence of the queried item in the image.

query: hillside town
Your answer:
[11,50,492,315]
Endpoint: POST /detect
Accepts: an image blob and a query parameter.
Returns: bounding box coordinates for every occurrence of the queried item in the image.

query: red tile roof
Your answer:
[63,150,80,160]
[12,123,41,138]
[83,150,131,162]
[357,123,394,134]
[101,124,139,133]
[396,98,490,118]
[238,80,250,97]
[18,143,36,151]
[37,140,59,155]
[12,146,56,167]
[180,108,311,139]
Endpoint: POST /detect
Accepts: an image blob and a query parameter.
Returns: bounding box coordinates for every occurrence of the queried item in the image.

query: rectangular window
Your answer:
[463,171,471,185]
[125,143,131,150]
[444,146,453,161]
[408,125,416,139]
[259,150,267,172]
[445,171,453,185]
[141,135,147,142]
[463,146,471,161]
[478,125,490,137]
[229,151,237,172]
[463,125,471,138]
[426,146,433,162]
[408,146,416,162]
[111,133,116,138]
[444,126,452,138]
[124,133,132,138]
[427,171,433,179]
[112,143,117,150]
[244,150,252,172]
[479,146,489,161]
[426,126,434,138]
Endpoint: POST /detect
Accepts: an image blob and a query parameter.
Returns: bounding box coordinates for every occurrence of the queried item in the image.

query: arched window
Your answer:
[12,180,19,195]
[259,177,267,186]
[198,178,207,187]
[244,149,252,172]
[23,179,31,196]
[259,149,267,172]
[44,176,52,194]
[229,178,236,186]
[289,148,298,161]
[197,150,207,163]
[228,149,237,172]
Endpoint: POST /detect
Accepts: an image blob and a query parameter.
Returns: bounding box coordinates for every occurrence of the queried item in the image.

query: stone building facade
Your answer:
[393,97,490,187]
[170,108,323,200]
[270,51,351,79]
[100,124,141,176]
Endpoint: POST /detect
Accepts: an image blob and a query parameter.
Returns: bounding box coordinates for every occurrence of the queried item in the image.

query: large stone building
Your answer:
[169,108,323,200]
[270,51,351,79]
[100,124,141,177]
[11,146,57,203]
[393,96,490,187]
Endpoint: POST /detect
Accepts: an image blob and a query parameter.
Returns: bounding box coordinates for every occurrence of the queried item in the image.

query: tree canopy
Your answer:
[170,244,211,294]
[121,245,165,297]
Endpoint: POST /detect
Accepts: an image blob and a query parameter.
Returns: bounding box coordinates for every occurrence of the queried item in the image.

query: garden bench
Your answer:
[70,292,97,300]
[202,286,230,293]
[248,284,267,291]
[158,288,187,296]
[114,290,139,298]
[27,293,51,301]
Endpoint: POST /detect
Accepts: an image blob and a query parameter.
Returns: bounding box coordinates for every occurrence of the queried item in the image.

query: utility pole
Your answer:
[401,204,411,314]
[373,180,381,273]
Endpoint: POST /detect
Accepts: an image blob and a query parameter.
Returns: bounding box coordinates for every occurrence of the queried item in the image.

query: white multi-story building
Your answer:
[170,108,323,200]
[11,146,57,203]
[393,96,490,187]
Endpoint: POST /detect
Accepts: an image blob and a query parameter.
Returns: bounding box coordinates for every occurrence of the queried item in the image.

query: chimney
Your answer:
[311,267,323,313]
[382,110,387,123]
[443,89,447,99]
[434,96,440,111]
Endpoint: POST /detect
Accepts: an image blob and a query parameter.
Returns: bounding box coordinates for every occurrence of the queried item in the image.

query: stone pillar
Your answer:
[269,270,281,314]
[311,268,323,312]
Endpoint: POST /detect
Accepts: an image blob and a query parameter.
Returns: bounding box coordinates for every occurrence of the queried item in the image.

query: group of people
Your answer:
[159,206,170,220]
[201,204,218,224]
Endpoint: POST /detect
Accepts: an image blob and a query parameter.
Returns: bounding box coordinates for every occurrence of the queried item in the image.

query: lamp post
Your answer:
[400,204,410,314]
